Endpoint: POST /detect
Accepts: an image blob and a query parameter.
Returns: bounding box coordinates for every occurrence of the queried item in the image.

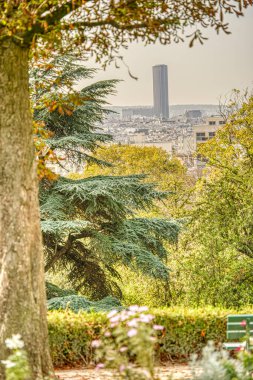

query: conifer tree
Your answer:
[32,55,181,299]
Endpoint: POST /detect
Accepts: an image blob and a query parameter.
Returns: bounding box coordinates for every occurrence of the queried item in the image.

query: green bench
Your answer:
[224,314,253,351]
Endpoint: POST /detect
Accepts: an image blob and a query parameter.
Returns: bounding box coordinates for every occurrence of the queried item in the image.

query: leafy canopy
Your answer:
[82,144,196,217]
[193,95,253,258]
[1,1,252,63]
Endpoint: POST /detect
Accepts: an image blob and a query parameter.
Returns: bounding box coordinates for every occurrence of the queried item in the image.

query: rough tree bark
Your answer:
[0,40,53,379]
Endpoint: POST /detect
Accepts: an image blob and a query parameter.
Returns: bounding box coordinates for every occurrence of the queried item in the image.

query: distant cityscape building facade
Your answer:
[152,64,169,119]
[193,115,225,168]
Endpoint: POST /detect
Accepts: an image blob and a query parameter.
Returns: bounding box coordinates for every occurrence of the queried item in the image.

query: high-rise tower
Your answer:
[152,64,169,119]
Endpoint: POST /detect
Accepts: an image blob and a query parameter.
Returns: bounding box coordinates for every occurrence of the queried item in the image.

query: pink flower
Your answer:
[127,319,139,327]
[139,306,149,312]
[119,364,126,373]
[110,315,121,323]
[96,363,105,370]
[91,339,101,348]
[128,305,140,312]
[119,346,128,352]
[240,320,247,327]
[107,310,118,318]
[140,314,154,323]
[153,324,164,331]
[235,346,244,352]
[127,328,137,337]
[110,322,119,328]
[142,369,150,377]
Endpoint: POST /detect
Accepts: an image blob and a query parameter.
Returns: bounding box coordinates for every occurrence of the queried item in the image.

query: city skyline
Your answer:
[78,7,253,106]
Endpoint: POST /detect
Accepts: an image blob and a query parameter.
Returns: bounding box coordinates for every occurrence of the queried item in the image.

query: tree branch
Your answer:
[45,229,94,271]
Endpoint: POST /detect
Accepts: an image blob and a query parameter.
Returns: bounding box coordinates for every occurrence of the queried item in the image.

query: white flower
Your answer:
[127,328,137,337]
[119,346,128,352]
[1,360,16,369]
[91,339,101,348]
[5,334,24,350]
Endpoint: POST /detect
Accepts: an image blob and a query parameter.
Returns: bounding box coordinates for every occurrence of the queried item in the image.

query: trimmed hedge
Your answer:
[48,311,107,366]
[48,307,253,367]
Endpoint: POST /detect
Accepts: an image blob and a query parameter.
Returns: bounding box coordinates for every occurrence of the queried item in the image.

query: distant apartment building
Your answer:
[152,64,169,119]
[193,115,225,167]
[185,110,202,123]
[121,108,134,121]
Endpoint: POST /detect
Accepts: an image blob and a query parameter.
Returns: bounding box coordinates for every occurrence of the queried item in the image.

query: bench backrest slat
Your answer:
[227,315,253,340]
[227,315,253,322]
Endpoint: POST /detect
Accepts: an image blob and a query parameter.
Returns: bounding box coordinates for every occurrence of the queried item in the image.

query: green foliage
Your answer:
[46,282,76,300]
[2,351,30,380]
[31,55,116,170]
[34,55,181,299]
[47,311,108,366]
[47,295,122,313]
[47,307,253,366]
[150,95,253,309]
[41,173,179,298]
[109,248,253,308]
[1,335,31,380]
[156,239,253,308]
[116,267,170,308]
[2,353,30,380]
[192,96,253,259]
[1,0,251,60]
[83,144,195,217]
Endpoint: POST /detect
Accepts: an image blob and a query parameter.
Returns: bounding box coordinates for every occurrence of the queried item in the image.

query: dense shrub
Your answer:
[46,282,76,300]
[47,307,253,367]
[47,295,122,313]
[154,307,226,361]
[48,311,108,366]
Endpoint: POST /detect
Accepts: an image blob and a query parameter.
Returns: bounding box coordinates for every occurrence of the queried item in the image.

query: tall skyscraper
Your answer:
[152,64,169,119]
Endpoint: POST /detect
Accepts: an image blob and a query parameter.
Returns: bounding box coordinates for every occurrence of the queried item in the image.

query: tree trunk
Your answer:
[0,40,53,379]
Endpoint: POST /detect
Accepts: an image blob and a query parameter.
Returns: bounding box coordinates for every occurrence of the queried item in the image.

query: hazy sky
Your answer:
[79,7,253,106]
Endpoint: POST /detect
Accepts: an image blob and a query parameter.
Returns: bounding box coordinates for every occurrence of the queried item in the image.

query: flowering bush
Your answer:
[92,306,164,379]
[191,341,253,380]
[1,334,30,380]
